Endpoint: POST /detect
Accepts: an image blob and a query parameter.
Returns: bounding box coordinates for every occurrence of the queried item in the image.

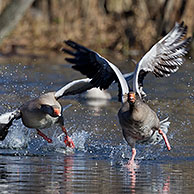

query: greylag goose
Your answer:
[0,78,94,148]
[63,22,191,165]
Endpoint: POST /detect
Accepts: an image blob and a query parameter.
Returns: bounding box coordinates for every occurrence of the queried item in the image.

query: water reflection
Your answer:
[128,167,136,194]
[125,167,171,194]
[162,176,170,193]
[0,152,194,193]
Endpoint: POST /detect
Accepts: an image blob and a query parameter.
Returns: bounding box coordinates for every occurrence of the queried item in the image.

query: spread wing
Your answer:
[54,78,93,100]
[62,40,129,103]
[133,22,191,98]
[0,110,21,140]
[63,40,117,90]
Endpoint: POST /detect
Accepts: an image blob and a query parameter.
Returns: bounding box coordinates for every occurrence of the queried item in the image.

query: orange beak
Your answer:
[53,108,61,116]
[129,92,136,103]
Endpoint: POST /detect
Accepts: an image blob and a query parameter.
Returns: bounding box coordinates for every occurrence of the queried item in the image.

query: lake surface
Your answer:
[0,54,193,193]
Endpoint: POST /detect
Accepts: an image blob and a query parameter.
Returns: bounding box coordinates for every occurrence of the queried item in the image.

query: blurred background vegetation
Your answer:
[0,0,193,60]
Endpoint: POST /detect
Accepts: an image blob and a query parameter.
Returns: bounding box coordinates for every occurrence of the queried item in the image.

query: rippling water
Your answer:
[0,55,193,193]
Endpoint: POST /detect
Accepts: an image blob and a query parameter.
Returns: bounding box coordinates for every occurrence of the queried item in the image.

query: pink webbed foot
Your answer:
[62,126,75,148]
[64,135,75,148]
[36,129,53,143]
[159,129,171,151]
[125,148,136,168]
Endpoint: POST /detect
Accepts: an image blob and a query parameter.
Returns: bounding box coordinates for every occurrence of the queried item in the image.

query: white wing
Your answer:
[55,78,93,99]
[133,22,191,98]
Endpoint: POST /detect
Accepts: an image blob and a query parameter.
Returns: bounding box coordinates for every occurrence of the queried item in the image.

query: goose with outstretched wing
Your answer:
[63,22,191,165]
[64,22,191,99]
[133,22,191,98]
[0,78,93,148]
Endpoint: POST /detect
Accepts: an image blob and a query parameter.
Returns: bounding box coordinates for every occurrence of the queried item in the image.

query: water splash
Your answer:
[0,120,29,149]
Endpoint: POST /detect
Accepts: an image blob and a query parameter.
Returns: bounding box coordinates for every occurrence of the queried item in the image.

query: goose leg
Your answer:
[128,148,136,165]
[36,129,52,143]
[159,129,171,151]
[62,126,75,148]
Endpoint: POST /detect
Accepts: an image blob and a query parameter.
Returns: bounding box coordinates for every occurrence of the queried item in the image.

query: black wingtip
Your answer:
[187,36,192,43]
[64,40,76,47]
[64,39,70,44]
[65,58,77,64]
[63,39,92,53]
[0,127,9,140]
[180,21,184,26]
[64,39,73,44]
[0,122,12,141]
[0,110,20,141]
[61,47,66,52]
[61,48,76,56]
[177,21,185,29]
[175,21,186,31]
[182,36,192,50]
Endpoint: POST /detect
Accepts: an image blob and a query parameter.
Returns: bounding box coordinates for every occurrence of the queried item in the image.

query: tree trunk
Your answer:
[0,0,35,45]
